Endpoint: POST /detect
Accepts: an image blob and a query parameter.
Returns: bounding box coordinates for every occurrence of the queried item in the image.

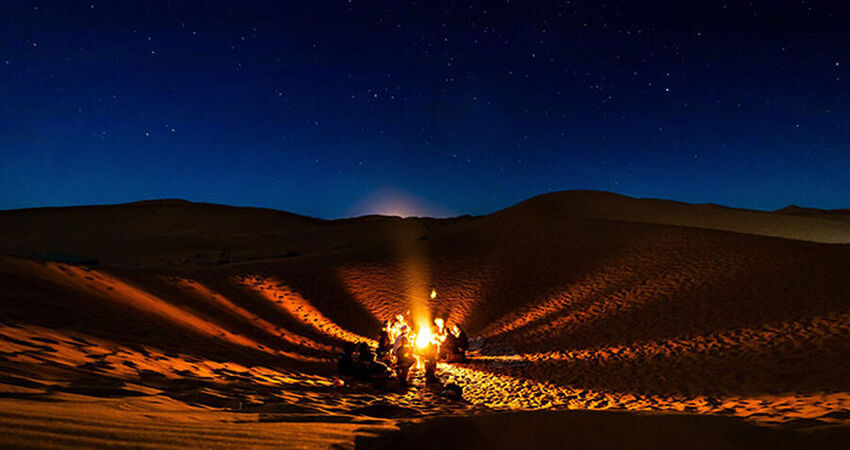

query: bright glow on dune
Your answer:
[176,278,334,353]
[239,276,375,345]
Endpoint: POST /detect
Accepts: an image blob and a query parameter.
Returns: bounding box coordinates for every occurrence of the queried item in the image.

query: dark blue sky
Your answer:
[2,1,848,218]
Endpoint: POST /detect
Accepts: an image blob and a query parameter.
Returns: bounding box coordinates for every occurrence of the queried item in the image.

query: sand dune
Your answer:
[775,205,850,225]
[499,190,850,243]
[1,191,849,448]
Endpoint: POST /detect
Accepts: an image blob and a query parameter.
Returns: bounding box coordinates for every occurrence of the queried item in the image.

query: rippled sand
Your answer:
[1,193,849,447]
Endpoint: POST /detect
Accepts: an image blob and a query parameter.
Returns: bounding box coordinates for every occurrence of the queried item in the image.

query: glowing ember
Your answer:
[430,289,437,299]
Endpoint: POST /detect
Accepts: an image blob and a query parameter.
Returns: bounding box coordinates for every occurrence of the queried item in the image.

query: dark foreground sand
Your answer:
[1,191,849,448]
[359,409,850,450]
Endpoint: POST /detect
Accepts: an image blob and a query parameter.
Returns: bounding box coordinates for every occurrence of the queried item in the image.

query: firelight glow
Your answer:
[415,323,434,349]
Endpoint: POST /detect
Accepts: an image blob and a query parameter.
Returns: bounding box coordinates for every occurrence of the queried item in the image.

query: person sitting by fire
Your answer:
[355,342,375,377]
[355,342,390,383]
[442,324,469,362]
[338,342,356,376]
[442,327,458,361]
[434,318,448,342]
[432,318,448,359]
[419,335,439,383]
[391,323,408,354]
[454,324,469,354]
[376,320,392,362]
[393,331,416,387]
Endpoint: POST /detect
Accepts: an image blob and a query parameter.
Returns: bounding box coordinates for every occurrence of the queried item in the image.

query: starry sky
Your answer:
[1,1,849,218]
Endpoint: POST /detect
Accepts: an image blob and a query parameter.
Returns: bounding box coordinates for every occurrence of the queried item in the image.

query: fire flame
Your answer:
[415,323,434,349]
[430,289,437,299]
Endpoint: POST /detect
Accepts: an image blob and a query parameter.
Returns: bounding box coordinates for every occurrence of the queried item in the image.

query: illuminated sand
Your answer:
[1,192,850,448]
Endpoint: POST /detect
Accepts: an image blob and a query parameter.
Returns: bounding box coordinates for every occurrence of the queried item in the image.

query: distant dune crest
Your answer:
[496,190,850,244]
[2,190,850,244]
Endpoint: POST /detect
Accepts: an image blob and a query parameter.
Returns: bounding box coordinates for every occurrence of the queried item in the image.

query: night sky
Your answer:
[2,1,848,218]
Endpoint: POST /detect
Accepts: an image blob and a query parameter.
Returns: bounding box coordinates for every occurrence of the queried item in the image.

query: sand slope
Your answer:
[499,190,850,243]
[1,191,849,448]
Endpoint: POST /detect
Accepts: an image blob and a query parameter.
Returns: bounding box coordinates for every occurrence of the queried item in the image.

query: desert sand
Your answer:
[1,190,849,448]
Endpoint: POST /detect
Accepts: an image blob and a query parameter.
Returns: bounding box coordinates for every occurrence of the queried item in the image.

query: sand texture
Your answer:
[1,191,849,448]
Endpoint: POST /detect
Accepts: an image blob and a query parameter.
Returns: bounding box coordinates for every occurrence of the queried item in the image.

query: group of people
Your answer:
[337,312,469,388]
[337,341,390,383]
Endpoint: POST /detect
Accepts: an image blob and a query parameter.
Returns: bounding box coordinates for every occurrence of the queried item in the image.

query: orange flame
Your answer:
[415,323,434,349]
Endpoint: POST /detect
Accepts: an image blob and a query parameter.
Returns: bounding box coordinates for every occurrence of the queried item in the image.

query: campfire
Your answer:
[414,322,435,350]
[386,313,444,361]
[339,290,470,387]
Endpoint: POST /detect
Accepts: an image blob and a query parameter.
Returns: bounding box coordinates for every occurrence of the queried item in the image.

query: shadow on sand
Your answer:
[356,409,850,450]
